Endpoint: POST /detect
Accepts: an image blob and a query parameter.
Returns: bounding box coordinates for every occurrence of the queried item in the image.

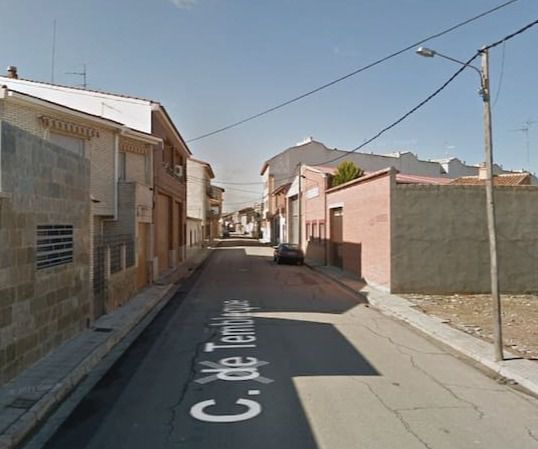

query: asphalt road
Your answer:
[36,240,538,449]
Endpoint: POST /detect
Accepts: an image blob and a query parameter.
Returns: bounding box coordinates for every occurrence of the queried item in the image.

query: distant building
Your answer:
[260,138,527,243]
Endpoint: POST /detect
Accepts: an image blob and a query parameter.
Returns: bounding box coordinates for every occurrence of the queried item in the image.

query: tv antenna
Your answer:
[510,119,536,164]
[65,64,87,89]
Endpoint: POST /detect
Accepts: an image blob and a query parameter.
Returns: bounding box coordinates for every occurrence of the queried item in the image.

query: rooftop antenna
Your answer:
[510,119,536,164]
[50,19,57,83]
[65,64,87,89]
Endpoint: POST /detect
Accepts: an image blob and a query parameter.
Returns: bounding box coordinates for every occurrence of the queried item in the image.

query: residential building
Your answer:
[208,185,224,240]
[0,86,160,322]
[260,138,521,243]
[0,69,191,281]
[187,159,224,243]
[236,207,261,237]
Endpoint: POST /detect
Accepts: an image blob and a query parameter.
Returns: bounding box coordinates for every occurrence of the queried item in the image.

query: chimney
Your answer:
[478,164,487,180]
[6,66,18,79]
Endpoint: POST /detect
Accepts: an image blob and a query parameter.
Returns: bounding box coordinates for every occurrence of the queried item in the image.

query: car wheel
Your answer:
[298,259,304,265]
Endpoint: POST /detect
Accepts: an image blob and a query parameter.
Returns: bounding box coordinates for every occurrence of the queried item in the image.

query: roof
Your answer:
[272,182,292,195]
[2,88,161,144]
[0,76,191,154]
[449,173,532,186]
[189,158,215,178]
[395,174,452,185]
[303,164,336,175]
[260,138,329,175]
[0,76,154,103]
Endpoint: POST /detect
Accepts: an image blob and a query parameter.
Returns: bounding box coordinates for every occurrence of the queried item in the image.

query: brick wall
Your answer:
[0,121,91,384]
[325,172,393,288]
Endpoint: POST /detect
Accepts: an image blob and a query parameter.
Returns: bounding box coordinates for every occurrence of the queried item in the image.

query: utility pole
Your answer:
[480,47,503,361]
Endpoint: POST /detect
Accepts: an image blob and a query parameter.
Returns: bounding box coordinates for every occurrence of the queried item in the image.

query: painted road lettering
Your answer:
[189,299,272,423]
[190,398,262,423]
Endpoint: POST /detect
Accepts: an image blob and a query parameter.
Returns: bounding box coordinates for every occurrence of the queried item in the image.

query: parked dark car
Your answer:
[273,243,304,265]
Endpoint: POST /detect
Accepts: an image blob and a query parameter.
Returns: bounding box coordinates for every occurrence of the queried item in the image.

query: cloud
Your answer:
[168,0,198,9]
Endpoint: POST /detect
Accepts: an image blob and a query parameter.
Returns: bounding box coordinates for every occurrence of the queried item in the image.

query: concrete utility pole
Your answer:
[480,47,503,361]
[416,45,504,361]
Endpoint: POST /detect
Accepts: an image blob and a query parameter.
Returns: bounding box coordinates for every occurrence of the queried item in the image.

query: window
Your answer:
[319,222,325,240]
[306,223,311,241]
[312,222,318,240]
[36,225,74,270]
[119,152,127,181]
[49,132,85,157]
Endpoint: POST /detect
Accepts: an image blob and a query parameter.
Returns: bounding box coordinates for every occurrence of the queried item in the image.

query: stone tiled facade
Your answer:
[0,121,91,384]
[0,98,115,216]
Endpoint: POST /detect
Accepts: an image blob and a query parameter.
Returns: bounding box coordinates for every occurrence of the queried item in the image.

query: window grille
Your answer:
[36,225,74,270]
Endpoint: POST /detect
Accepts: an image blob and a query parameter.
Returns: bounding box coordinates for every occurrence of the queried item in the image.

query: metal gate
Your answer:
[330,208,343,269]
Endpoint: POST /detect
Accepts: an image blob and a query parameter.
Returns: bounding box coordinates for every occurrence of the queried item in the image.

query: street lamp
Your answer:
[416,46,503,361]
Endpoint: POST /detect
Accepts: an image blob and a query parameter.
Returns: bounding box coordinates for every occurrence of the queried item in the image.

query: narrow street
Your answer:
[34,240,538,449]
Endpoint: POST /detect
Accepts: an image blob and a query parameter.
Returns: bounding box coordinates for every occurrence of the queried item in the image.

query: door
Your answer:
[330,208,343,269]
[156,194,170,273]
[136,223,149,289]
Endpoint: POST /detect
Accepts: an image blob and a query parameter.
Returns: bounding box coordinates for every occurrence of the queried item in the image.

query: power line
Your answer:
[186,0,520,143]
[321,54,479,165]
[483,17,538,50]
[262,17,538,179]
[492,41,506,108]
[186,175,263,192]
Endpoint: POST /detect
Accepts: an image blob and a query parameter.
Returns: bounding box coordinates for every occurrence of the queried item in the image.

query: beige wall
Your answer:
[187,159,209,222]
[120,136,152,187]
[391,184,538,293]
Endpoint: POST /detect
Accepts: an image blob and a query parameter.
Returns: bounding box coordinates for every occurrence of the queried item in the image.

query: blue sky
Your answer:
[1,0,537,208]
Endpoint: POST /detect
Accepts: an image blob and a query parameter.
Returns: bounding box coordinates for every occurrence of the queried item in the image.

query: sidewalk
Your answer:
[307,261,538,397]
[0,249,211,449]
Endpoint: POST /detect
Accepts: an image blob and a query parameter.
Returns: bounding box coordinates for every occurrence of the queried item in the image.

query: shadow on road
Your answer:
[38,241,379,449]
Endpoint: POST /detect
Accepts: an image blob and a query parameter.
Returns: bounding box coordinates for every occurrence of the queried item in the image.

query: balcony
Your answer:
[207,185,223,201]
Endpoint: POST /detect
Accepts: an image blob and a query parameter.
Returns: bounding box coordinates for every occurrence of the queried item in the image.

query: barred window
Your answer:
[36,225,74,270]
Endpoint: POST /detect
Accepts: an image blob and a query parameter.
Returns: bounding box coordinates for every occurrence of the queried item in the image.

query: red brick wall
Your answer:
[325,172,393,288]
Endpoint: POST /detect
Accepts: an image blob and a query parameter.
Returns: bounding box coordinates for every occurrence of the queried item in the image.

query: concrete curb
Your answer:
[0,249,211,449]
[307,263,538,397]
